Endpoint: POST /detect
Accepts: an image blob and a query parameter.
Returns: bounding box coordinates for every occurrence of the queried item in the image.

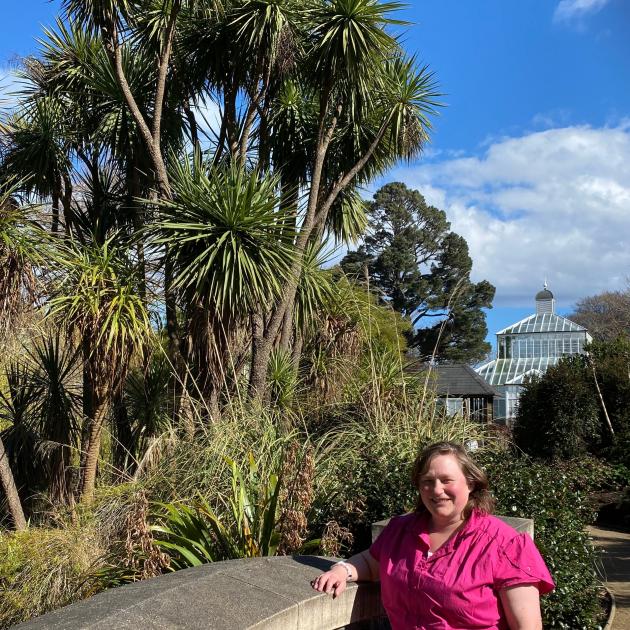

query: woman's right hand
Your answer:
[311,564,350,598]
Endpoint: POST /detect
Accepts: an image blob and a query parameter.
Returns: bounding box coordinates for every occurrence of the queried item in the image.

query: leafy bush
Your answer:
[514,356,602,459]
[480,451,603,630]
[310,409,489,552]
[514,338,630,467]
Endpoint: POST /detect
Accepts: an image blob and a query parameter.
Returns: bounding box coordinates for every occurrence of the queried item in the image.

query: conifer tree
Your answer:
[341,182,494,363]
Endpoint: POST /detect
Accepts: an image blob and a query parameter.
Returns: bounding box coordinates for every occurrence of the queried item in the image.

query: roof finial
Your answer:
[544,278,548,290]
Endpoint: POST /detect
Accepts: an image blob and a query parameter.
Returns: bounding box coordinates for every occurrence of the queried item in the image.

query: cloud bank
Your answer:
[385,123,630,307]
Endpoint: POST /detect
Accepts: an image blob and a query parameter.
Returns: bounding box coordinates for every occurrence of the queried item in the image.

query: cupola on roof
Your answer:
[535,288,554,300]
[534,282,555,315]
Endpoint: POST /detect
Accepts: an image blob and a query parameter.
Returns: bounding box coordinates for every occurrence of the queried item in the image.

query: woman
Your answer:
[312,442,554,630]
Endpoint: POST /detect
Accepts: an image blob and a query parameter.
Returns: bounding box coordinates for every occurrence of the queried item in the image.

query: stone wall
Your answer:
[15,516,533,629]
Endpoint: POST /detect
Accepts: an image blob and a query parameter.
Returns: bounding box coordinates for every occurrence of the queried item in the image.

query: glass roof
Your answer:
[496,313,587,335]
[476,357,561,386]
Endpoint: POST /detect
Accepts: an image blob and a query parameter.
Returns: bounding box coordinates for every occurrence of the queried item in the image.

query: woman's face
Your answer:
[418,453,473,525]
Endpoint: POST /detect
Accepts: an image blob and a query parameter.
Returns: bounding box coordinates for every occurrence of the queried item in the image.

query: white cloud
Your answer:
[553,0,610,23]
[385,124,630,307]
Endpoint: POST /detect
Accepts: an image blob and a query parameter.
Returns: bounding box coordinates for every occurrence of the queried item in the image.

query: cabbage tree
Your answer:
[48,234,150,502]
[154,160,296,417]
[248,0,439,398]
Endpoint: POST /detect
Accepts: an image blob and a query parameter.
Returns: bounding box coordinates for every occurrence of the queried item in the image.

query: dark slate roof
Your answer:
[408,363,500,397]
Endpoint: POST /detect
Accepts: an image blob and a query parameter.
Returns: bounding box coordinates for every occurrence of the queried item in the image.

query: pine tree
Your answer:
[341,182,494,363]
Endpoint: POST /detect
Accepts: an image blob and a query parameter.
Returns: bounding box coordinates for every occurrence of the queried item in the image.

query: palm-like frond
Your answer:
[47,233,150,369]
[308,0,404,97]
[0,180,43,342]
[325,186,368,245]
[84,41,155,153]
[322,53,440,183]
[294,242,337,337]
[69,162,132,241]
[26,334,82,447]
[61,0,133,33]
[268,348,297,408]
[230,0,297,70]
[268,78,316,185]
[0,362,42,497]
[155,159,297,315]
[173,1,231,97]
[0,96,72,199]
[36,19,173,166]
[0,362,39,430]
[382,55,441,160]
[37,18,104,95]
[15,333,83,503]
[124,350,172,441]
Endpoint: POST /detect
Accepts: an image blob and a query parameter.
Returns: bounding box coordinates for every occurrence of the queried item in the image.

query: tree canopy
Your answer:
[568,287,630,341]
[340,182,494,363]
[514,337,630,462]
[0,0,441,508]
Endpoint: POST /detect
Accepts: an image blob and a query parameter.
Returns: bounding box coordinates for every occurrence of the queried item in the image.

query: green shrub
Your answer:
[310,409,489,552]
[480,451,603,630]
[152,449,311,567]
[514,356,602,460]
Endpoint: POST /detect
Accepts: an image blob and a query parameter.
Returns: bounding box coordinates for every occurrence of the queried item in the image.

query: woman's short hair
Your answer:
[411,441,495,518]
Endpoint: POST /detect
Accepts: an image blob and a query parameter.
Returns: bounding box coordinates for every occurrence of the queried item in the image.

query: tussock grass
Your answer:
[0,523,102,628]
[0,485,151,628]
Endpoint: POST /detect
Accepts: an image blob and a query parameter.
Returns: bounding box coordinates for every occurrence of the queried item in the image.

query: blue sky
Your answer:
[2,1,629,352]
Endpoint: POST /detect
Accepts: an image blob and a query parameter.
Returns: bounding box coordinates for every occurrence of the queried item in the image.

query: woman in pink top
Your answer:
[311,442,554,629]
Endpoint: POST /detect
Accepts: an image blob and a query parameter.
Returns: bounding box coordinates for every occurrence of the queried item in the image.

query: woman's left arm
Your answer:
[499,585,543,630]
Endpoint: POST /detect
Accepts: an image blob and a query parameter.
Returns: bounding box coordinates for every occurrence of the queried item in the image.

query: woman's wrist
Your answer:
[334,560,354,581]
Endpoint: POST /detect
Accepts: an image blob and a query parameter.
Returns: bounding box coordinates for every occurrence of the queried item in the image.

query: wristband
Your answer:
[334,560,353,581]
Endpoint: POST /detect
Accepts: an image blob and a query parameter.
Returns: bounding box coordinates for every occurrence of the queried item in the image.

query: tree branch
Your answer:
[314,111,394,226]
[152,0,181,151]
[106,24,171,197]
[237,60,272,165]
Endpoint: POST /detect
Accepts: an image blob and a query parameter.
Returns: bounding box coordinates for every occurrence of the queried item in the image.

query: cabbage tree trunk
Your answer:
[0,435,27,530]
[78,394,109,504]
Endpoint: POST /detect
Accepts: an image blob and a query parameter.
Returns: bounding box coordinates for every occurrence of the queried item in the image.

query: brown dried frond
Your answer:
[319,521,354,558]
[321,314,361,360]
[274,25,297,76]
[121,491,170,579]
[304,313,361,404]
[277,441,314,555]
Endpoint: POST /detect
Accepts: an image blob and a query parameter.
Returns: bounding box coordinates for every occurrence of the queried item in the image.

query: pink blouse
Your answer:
[369,510,554,630]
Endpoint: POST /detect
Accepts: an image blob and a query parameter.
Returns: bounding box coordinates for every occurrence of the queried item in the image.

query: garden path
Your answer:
[588,525,630,629]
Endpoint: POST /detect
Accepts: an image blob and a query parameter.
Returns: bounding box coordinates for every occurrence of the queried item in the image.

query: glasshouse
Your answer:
[477,285,591,422]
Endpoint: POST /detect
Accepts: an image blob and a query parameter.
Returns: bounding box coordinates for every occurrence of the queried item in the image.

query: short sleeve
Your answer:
[493,533,555,594]
[369,518,397,562]
[368,521,391,562]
